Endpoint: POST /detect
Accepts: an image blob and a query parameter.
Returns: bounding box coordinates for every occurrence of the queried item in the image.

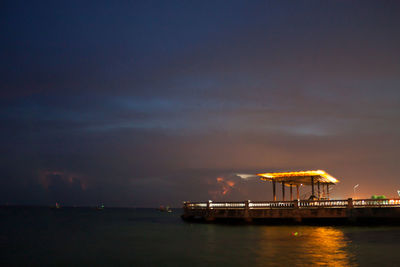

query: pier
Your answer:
[182,198,400,224]
[182,170,400,224]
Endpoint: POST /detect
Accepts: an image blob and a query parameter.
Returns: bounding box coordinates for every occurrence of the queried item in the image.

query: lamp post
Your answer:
[353,184,359,199]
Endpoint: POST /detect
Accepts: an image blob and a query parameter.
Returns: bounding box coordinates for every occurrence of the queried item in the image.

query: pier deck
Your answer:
[182,199,400,224]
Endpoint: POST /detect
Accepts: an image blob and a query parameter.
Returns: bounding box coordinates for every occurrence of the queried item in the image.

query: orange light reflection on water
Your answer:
[302,227,354,266]
[256,226,356,266]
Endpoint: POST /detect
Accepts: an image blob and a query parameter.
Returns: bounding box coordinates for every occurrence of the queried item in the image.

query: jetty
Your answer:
[182,170,400,224]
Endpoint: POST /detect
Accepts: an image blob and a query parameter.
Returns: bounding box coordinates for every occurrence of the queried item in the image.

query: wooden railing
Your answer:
[299,199,348,208]
[249,201,294,209]
[183,199,400,210]
[353,199,400,207]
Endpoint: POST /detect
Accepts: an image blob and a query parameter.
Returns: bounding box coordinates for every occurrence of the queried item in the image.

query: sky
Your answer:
[1,0,400,207]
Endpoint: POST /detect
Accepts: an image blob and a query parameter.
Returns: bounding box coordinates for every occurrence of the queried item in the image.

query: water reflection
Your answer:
[301,227,355,266]
[256,226,356,266]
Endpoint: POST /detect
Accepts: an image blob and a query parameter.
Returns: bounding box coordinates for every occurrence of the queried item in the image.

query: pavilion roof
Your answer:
[257,170,339,185]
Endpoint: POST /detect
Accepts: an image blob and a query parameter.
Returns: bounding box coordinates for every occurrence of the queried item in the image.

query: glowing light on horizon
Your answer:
[209,177,236,197]
[236,173,258,179]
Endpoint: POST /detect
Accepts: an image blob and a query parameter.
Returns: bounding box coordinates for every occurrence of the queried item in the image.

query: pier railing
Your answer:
[183,199,400,210]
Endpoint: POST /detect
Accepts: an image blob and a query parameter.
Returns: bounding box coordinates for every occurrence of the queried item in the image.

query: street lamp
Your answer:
[353,184,359,199]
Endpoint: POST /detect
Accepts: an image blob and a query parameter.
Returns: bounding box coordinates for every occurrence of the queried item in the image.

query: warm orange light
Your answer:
[226,181,235,187]
[257,170,339,184]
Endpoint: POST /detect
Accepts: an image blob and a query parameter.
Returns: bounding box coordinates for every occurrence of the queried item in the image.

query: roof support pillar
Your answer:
[290,184,293,201]
[327,184,330,200]
[296,185,300,201]
[272,181,276,201]
[282,182,285,201]
[317,181,320,199]
[311,176,315,199]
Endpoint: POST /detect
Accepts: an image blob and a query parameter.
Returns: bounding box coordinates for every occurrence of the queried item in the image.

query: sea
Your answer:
[1,207,400,266]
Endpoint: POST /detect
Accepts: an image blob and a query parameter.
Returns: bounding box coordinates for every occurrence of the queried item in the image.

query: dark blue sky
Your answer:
[1,0,400,207]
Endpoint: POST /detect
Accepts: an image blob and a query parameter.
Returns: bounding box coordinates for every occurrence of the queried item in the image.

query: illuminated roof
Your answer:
[257,170,339,185]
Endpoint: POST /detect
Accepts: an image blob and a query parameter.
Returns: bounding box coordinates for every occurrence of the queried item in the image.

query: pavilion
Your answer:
[257,170,339,201]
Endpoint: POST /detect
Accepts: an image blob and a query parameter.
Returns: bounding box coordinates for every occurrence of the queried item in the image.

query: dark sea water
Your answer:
[1,207,400,266]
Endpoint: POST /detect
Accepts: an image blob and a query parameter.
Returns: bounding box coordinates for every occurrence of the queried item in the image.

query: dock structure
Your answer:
[257,170,338,201]
[182,170,400,224]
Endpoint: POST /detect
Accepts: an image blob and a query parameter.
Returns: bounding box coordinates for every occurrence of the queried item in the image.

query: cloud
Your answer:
[38,170,87,191]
